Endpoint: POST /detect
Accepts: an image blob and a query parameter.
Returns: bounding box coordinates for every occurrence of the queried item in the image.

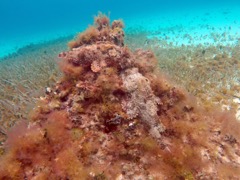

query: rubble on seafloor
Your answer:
[0,14,240,179]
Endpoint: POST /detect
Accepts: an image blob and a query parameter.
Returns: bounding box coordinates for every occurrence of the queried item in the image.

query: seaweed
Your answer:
[0,14,240,179]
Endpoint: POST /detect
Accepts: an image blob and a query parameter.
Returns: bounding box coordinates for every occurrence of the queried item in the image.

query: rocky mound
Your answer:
[0,14,240,179]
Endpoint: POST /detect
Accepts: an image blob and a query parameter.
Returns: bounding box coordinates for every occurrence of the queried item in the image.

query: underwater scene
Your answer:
[0,0,240,179]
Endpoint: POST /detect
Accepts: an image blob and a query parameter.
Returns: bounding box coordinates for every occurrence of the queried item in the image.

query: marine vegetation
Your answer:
[0,14,240,179]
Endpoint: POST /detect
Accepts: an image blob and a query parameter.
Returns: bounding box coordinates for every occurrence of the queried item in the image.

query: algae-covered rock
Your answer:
[0,14,240,179]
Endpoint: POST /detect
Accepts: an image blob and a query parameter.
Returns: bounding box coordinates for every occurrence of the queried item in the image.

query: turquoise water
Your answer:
[0,0,240,58]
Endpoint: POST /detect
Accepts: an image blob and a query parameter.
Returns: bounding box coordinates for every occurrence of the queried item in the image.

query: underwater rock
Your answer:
[0,14,240,179]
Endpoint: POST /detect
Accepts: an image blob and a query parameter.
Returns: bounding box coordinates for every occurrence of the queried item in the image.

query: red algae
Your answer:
[0,13,240,179]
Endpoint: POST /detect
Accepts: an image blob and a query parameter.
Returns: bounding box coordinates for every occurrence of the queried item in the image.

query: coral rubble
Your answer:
[0,14,240,179]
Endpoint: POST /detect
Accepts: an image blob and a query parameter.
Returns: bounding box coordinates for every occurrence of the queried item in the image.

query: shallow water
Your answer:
[0,1,240,178]
[0,0,240,139]
[1,0,240,58]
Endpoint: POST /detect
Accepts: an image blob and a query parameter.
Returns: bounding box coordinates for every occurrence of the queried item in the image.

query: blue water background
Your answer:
[0,0,240,58]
